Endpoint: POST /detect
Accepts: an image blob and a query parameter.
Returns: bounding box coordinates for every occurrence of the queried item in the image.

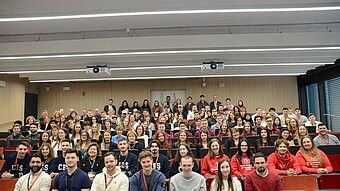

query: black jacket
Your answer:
[0,153,31,178]
[79,156,104,174]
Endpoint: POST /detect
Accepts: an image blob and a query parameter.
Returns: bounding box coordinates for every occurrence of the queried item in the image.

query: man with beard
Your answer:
[52,148,91,191]
[245,152,283,191]
[14,153,51,191]
[149,140,170,179]
[25,123,41,143]
[313,123,339,146]
[0,141,31,179]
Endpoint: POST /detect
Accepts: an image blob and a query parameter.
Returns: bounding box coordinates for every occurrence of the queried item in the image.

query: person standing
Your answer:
[52,148,91,191]
[14,153,51,191]
[244,152,283,191]
[130,151,167,191]
[91,152,129,191]
[170,155,206,191]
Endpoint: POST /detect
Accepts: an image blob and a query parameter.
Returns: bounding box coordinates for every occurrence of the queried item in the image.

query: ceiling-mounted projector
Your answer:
[86,65,111,75]
[201,61,224,71]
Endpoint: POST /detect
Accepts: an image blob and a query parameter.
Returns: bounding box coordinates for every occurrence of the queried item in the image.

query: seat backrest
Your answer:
[0,179,18,191]
[319,174,340,189]
[206,177,215,191]
[282,175,319,191]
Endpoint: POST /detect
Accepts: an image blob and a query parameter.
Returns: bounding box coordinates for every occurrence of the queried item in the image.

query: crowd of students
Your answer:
[1,95,339,191]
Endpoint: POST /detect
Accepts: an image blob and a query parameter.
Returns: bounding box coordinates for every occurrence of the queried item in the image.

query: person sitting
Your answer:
[33,131,51,150]
[275,128,295,146]
[52,148,91,191]
[99,130,118,151]
[75,131,91,158]
[170,155,206,191]
[116,138,138,177]
[244,152,283,191]
[254,128,274,152]
[173,121,193,137]
[224,128,241,157]
[201,138,229,177]
[172,130,194,149]
[305,113,321,133]
[296,136,333,174]
[216,122,231,140]
[80,143,104,180]
[6,124,25,147]
[313,123,339,146]
[111,126,127,143]
[287,118,300,136]
[267,139,301,175]
[170,143,199,176]
[230,139,255,177]
[0,141,31,179]
[49,139,71,178]
[153,130,172,158]
[293,125,309,145]
[265,117,280,135]
[193,119,215,145]
[25,123,41,144]
[210,159,242,191]
[127,130,145,154]
[241,122,256,139]
[14,153,51,191]
[136,125,149,147]
[149,140,170,179]
[38,143,55,173]
[91,152,129,191]
[130,151,166,191]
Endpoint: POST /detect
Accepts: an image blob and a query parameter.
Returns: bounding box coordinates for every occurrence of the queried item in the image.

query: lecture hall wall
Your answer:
[37,76,299,116]
[0,74,26,129]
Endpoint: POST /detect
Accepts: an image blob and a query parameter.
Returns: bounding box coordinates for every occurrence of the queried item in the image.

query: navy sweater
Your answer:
[153,154,170,178]
[0,153,31,178]
[49,155,67,174]
[116,152,138,177]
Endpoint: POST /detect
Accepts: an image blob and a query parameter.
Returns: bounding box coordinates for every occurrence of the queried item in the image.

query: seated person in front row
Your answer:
[52,148,91,191]
[0,141,31,179]
[49,139,72,177]
[91,152,129,191]
[267,139,301,175]
[170,155,206,191]
[116,138,137,177]
[14,153,51,191]
[210,159,242,191]
[130,151,167,191]
[296,135,333,174]
[245,152,283,191]
[201,138,229,177]
[230,139,255,177]
[170,143,199,176]
[80,143,104,179]
[149,140,170,179]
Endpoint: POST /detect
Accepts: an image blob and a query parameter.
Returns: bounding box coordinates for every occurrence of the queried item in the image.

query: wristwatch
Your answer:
[11,174,14,179]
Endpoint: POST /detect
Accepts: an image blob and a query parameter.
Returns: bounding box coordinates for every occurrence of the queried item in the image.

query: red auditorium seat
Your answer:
[282,175,319,191]
[0,160,5,169]
[326,155,340,171]
[319,174,340,190]
[0,179,18,191]
[206,177,215,191]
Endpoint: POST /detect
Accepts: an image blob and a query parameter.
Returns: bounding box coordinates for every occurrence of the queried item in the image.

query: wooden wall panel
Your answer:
[0,75,26,131]
[37,76,299,115]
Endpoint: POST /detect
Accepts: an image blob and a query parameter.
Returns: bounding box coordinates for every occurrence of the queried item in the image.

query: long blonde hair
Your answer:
[300,136,324,166]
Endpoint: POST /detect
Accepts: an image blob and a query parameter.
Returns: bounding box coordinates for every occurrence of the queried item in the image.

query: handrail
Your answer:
[0,120,15,126]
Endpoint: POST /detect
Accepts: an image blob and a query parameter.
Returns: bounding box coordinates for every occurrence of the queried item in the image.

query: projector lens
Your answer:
[210,63,217,69]
[93,68,99,73]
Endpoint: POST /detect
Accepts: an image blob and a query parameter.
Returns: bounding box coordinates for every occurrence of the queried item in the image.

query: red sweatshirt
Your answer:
[267,151,302,175]
[230,154,255,176]
[295,149,333,173]
[245,170,283,191]
[201,154,229,176]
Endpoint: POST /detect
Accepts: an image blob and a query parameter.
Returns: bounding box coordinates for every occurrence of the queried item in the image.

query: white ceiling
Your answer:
[0,0,339,82]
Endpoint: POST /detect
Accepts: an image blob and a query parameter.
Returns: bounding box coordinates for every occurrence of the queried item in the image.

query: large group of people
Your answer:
[1,95,339,191]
